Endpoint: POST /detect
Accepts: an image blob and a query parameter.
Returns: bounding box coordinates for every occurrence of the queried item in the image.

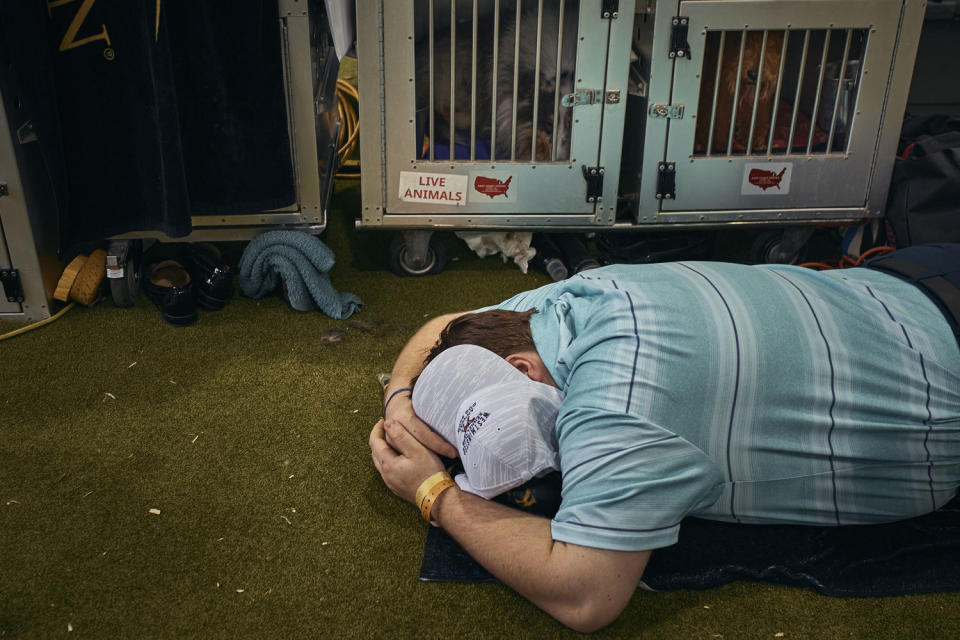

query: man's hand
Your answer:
[382,310,467,458]
[383,393,457,458]
[369,418,650,633]
[369,418,446,504]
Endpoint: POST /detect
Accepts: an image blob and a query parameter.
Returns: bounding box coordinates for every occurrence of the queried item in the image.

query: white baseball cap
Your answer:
[412,344,563,499]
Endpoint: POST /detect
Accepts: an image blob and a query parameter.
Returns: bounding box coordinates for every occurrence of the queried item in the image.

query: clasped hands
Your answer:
[369,395,456,507]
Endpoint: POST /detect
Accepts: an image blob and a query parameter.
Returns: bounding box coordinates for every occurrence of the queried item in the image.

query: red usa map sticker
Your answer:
[399,171,467,205]
[468,172,518,203]
[741,162,792,195]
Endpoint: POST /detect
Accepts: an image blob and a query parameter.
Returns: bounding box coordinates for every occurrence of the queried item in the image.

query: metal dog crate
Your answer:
[107,0,339,244]
[355,0,925,274]
[0,0,341,316]
[0,83,60,323]
[104,0,342,303]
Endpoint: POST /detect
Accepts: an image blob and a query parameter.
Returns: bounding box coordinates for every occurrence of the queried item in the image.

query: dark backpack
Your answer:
[886,115,960,248]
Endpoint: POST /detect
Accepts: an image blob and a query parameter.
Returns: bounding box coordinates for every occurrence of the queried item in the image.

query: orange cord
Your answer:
[798,261,840,270]
[799,245,897,271]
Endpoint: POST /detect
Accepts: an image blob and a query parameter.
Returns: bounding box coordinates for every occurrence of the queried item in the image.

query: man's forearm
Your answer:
[369,416,647,631]
[381,312,466,457]
[384,311,465,403]
[431,487,649,633]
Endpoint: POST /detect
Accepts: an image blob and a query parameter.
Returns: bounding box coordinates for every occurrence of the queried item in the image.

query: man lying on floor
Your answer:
[369,243,960,633]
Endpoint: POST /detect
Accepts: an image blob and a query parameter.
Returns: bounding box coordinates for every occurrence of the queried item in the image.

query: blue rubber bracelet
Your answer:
[384,387,412,414]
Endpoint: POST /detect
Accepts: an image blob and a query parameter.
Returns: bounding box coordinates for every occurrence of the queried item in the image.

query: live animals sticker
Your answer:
[399,171,467,206]
[741,162,792,195]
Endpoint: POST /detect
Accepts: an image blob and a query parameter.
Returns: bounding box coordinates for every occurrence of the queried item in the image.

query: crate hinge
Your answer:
[582,166,605,203]
[655,162,676,200]
[601,1,620,19]
[0,269,24,303]
[669,16,691,59]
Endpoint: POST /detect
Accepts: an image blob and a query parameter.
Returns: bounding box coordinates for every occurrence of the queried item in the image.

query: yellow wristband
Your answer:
[415,471,452,508]
[419,478,456,524]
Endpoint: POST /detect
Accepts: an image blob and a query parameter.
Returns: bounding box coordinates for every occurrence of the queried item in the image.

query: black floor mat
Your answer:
[420,473,960,597]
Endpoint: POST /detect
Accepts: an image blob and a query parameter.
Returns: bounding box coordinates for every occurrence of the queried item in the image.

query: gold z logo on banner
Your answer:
[47,0,112,53]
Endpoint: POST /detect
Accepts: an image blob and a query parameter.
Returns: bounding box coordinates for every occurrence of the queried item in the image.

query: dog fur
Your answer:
[695,30,784,155]
[694,29,834,155]
[415,0,577,162]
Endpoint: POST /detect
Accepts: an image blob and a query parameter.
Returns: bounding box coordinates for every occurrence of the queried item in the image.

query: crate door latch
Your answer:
[649,103,684,119]
[561,89,621,108]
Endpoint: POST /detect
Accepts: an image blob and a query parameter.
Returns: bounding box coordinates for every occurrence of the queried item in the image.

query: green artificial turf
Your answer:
[1,183,958,638]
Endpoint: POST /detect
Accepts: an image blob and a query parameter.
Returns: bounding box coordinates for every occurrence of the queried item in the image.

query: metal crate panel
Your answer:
[385,0,598,215]
[0,86,59,321]
[357,0,925,232]
[641,0,921,220]
[359,0,633,223]
[661,0,903,213]
[113,0,335,243]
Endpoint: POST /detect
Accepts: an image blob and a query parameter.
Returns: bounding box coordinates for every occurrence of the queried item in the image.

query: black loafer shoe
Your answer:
[181,243,234,311]
[143,260,198,327]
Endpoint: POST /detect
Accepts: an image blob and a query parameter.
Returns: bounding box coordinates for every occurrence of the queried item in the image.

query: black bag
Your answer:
[886,115,960,248]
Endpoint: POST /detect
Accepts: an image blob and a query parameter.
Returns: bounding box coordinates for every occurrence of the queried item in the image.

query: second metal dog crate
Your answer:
[102,0,340,243]
[105,0,342,303]
[356,0,925,274]
[1,0,343,317]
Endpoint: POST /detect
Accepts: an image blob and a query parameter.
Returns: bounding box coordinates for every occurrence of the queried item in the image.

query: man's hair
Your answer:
[424,309,537,367]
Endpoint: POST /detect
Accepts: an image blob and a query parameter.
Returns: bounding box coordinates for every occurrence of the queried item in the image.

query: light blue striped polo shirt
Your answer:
[491,262,960,551]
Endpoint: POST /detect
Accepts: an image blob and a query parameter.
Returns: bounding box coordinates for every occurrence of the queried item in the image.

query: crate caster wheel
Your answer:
[106,239,143,307]
[749,228,812,265]
[389,231,447,277]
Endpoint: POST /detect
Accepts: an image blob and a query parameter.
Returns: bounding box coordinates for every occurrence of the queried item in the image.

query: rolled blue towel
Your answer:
[238,230,363,319]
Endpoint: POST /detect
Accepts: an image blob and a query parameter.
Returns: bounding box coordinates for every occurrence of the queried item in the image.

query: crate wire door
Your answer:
[661,0,904,215]
[379,0,626,220]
